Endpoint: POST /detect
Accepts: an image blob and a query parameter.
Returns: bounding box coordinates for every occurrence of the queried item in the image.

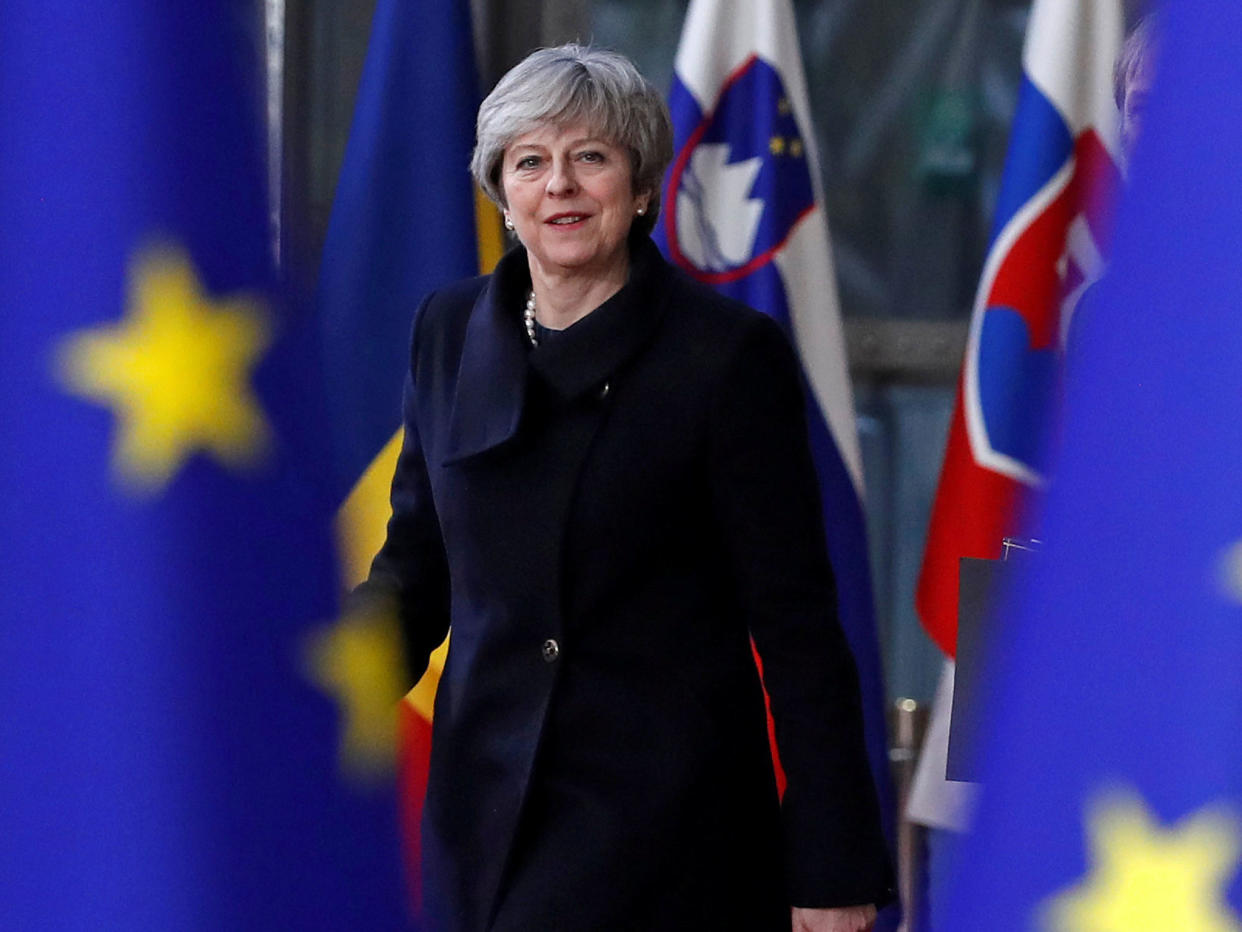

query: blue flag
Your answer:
[943,3,1242,927]
[317,0,484,498]
[657,1,897,924]
[315,0,497,918]
[0,4,408,927]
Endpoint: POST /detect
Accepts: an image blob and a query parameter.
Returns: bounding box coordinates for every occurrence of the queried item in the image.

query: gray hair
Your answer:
[470,44,674,237]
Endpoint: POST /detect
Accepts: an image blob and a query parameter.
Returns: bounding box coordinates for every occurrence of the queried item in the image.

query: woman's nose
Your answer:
[545,158,577,196]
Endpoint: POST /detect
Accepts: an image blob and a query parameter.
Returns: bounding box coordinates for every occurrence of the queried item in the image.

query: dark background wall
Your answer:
[275,0,1149,704]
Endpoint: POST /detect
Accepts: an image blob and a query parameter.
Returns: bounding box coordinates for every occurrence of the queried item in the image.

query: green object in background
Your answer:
[917,87,980,196]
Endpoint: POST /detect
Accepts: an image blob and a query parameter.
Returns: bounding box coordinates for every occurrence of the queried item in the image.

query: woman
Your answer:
[359,44,892,931]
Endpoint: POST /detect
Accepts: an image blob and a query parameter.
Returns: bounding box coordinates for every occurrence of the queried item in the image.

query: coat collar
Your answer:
[443,235,668,465]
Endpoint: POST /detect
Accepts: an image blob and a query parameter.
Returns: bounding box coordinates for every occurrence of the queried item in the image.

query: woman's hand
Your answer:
[791,904,877,932]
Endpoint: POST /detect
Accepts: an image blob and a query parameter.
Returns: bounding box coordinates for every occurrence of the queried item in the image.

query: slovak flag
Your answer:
[917,0,1125,657]
[657,1,896,922]
[942,0,1242,924]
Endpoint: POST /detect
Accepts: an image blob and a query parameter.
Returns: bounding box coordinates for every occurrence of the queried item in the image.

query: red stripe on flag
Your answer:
[916,397,1024,657]
[397,701,433,917]
[918,130,1120,657]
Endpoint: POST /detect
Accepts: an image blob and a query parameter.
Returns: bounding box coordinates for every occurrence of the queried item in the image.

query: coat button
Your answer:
[541,638,560,663]
[598,381,611,400]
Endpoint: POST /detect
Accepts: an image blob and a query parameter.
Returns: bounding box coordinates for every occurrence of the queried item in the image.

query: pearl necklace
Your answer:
[524,290,538,347]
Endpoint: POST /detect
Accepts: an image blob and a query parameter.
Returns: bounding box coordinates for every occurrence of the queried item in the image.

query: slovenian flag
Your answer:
[917,0,1124,657]
[656,1,896,923]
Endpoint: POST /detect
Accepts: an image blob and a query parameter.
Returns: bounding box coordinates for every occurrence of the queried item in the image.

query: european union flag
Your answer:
[0,4,408,927]
[943,2,1242,928]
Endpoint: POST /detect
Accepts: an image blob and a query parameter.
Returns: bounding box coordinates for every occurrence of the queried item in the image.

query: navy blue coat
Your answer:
[360,237,893,930]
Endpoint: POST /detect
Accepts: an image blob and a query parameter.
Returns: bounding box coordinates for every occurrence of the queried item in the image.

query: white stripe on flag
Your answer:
[1024,0,1124,154]
[775,213,863,491]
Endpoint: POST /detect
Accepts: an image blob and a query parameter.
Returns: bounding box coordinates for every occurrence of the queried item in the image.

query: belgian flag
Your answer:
[315,0,503,916]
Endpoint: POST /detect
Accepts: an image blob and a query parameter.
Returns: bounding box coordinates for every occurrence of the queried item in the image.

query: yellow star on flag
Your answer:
[769,135,786,156]
[304,599,408,782]
[56,244,273,492]
[1042,789,1242,932]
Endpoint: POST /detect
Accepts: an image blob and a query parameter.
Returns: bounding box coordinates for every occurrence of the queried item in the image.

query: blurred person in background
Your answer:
[1116,14,1160,168]
[1067,13,1161,367]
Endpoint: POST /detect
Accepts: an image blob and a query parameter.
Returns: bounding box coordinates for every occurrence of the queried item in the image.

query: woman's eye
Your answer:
[579,151,603,163]
[515,155,540,169]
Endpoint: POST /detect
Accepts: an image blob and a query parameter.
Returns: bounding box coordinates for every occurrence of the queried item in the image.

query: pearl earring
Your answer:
[636,206,646,217]
[504,214,515,231]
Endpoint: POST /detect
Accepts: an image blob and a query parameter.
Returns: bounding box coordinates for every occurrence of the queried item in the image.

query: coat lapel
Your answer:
[442,249,531,465]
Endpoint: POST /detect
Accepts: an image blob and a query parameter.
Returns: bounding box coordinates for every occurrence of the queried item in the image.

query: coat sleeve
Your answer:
[706,312,894,909]
[350,294,452,688]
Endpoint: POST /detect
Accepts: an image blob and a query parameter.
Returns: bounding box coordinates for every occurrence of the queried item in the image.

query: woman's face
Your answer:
[501,121,648,283]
